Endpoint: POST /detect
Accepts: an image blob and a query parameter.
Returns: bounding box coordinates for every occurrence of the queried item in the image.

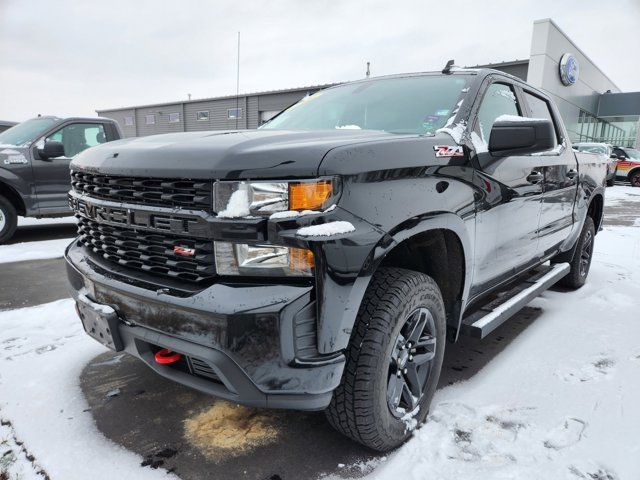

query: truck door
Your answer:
[32,122,108,214]
[471,81,545,294]
[521,90,578,256]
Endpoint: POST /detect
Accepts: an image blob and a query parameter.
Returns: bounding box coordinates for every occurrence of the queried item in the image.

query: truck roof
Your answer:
[29,115,117,123]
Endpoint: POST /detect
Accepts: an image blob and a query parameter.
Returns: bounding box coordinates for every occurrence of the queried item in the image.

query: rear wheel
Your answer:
[325,267,446,452]
[630,170,640,187]
[557,216,595,289]
[0,195,18,244]
[606,177,615,187]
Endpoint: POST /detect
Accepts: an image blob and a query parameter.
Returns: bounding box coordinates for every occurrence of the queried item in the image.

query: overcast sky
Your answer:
[1,0,638,121]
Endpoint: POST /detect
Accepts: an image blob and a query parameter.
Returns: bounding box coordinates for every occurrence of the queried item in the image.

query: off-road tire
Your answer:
[557,216,595,289]
[0,195,18,244]
[325,267,446,452]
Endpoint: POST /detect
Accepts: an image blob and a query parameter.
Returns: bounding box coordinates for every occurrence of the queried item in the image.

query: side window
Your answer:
[45,123,106,157]
[524,91,559,146]
[613,148,626,159]
[476,83,520,142]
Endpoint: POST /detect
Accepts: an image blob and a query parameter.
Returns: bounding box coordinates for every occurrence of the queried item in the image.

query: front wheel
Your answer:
[557,216,595,289]
[325,267,446,452]
[0,195,18,244]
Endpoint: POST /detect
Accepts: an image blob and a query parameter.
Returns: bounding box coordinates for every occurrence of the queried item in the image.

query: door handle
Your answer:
[566,169,578,179]
[527,171,544,184]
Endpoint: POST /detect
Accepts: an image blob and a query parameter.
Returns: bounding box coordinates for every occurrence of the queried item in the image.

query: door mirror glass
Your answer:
[39,140,66,159]
[488,118,555,156]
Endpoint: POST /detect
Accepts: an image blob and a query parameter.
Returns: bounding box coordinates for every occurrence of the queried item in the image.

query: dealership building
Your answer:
[98,18,640,149]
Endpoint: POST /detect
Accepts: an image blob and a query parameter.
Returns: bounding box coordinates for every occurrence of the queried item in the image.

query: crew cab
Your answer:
[0,116,122,243]
[65,66,607,451]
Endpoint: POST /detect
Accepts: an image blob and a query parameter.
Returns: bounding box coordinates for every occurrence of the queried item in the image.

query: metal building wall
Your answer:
[527,18,621,141]
[97,85,331,137]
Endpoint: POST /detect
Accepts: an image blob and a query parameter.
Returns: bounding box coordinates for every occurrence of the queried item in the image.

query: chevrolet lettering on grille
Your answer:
[69,196,206,236]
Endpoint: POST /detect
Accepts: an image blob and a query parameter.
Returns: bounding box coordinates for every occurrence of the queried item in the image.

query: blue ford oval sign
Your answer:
[559,53,579,86]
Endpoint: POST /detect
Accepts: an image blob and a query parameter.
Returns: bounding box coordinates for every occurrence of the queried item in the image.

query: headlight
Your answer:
[215,178,338,217]
[215,242,314,277]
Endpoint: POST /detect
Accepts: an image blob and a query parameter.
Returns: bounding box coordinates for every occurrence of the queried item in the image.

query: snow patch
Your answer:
[0,300,179,479]
[436,120,466,144]
[296,221,355,237]
[335,125,361,130]
[495,114,547,123]
[471,131,488,153]
[217,184,250,218]
[0,237,74,264]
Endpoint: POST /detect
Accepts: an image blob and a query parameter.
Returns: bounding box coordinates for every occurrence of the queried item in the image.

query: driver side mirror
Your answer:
[39,141,66,159]
[488,118,555,156]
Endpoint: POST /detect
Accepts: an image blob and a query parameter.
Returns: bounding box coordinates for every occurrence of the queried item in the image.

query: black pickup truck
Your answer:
[65,66,606,451]
[0,116,121,243]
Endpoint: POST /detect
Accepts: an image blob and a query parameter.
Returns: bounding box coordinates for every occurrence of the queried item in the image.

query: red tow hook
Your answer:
[154,348,182,365]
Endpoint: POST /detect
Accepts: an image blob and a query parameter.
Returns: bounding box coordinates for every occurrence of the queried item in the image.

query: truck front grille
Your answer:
[77,217,215,283]
[71,171,212,210]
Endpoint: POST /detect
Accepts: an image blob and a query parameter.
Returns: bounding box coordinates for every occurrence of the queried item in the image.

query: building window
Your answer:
[227,108,242,120]
[196,110,209,121]
[145,114,156,125]
[169,112,181,123]
[124,116,134,126]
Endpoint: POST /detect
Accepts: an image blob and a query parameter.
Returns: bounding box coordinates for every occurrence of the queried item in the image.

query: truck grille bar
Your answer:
[77,217,216,283]
[71,171,212,210]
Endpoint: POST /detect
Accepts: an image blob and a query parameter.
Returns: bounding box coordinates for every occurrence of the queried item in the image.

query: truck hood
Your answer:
[71,129,405,179]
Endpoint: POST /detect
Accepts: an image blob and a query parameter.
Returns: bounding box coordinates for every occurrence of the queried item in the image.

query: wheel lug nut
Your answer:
[403,368,408,374]
[397,371,402,377]
[409,355,413,361]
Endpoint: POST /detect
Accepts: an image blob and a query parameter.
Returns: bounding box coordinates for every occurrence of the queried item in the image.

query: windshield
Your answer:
[261,75,471,135]
[0,117,57,147]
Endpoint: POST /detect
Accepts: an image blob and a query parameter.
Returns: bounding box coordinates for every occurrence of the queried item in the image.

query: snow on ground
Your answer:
[0,300,178,480]
[335,192,640,480]
[0,238,74,264]
[17,216,76,227]
[0,188,638,480]
[0,216,76,264]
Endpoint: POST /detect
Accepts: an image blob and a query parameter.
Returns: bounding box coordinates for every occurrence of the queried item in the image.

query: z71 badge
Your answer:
[433,145,464,157]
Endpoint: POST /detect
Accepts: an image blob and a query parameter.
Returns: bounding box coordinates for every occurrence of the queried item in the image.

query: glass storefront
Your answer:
[574,110,639,147]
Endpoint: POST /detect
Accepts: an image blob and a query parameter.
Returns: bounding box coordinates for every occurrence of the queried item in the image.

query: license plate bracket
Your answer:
[77,295,124,351]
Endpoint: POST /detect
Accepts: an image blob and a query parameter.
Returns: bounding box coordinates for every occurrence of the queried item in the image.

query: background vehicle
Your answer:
[0,116,122,243]
[65,68,607,452]
[573,142,617,186]
[0,120,17,133]
[612,146,640,187]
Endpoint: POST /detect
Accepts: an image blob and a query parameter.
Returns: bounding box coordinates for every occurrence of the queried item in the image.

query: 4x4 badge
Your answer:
[433,145,464,157]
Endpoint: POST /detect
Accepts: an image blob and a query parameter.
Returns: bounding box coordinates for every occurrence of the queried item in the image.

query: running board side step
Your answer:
[461,262,570,339]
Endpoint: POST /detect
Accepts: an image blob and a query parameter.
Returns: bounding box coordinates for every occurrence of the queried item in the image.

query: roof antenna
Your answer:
[366,61,370,78]
[442,59,455,74]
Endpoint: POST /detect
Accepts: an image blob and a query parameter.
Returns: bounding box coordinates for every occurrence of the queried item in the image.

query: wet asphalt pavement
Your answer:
[0,184,636,480]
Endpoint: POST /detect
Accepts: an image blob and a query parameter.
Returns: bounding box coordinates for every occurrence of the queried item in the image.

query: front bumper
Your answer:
[65,241,345,411]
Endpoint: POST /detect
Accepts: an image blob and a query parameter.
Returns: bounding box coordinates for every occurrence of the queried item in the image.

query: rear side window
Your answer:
[524,91,559,145]
[476,83,520,142]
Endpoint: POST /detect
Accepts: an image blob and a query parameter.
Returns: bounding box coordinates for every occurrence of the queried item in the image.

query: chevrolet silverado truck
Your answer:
[65,65,606,451]
[0,116,121,243]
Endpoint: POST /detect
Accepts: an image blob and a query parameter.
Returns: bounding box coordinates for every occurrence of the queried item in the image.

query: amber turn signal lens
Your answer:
[289,181,333,211]
[289,247,314,272]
